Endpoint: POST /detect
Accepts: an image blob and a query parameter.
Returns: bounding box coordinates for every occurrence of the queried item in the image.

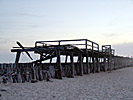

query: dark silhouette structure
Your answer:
[0,39,133,83]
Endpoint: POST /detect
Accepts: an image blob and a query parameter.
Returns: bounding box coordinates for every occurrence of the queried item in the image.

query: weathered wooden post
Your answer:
[79,53,83,76]
[96,56,100,72]
[35,64,39,80]
[15,52,21,64]
[99,58,103,71]
[103,47,107,71]
[113,56,116,70]
[50,57,52,64]
[75,56,79,75]
[7,64,12,83]
[89,57,93,73]
[17,63,22,83]
[85,40,90,74]
[39,63,43,81]
[56,47,62,79]
[14,51,22,83]
[65,55,68,64]
[64,55,68,77]
[70,52,75,77]
[96,45,100,72]
[32,63,37,80]
[92,42,95,73]
[109,47,112,72]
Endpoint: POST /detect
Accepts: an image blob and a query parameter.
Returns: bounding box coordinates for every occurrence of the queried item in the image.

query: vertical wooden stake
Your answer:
[86,55,90,74]
[17,64,22,83]
[15,52,21,64]
[79,53,83,76]
[85,40,89,74]
[92,56,95,73]
[65,55,68,64]
[15,52,22,83]
[56,48,62,79]
[96,56,100,72]
[103,55,106,71]
[109,54,112,72]
[70,52,74,77]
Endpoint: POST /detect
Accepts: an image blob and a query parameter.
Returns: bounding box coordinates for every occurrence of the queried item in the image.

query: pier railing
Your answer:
[35,39,99,51]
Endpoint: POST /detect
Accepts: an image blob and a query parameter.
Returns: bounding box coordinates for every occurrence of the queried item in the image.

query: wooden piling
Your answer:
[79,53,83,76]
[85,40,89,74]
[70,52,74,77]
[56,48,62,79]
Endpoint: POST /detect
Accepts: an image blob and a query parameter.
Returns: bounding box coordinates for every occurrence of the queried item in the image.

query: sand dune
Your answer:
[0,67,133,100]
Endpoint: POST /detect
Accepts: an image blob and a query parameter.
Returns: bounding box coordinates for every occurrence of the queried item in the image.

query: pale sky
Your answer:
[0,0,133,63]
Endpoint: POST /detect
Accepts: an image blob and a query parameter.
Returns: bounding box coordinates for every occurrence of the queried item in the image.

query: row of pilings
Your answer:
[0,56,133,83]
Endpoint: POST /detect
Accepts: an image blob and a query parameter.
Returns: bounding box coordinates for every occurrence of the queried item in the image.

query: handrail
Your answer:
[35,39,99,51]
[102,45,115,55]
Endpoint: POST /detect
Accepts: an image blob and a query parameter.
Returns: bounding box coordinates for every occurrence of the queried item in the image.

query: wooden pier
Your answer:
[0,39,133,83]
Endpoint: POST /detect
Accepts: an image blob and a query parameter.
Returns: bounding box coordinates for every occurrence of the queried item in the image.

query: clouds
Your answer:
[19,12,45,18]
[113,42,133,57]
[0,38,11,44]
[0,0,133,62]
[103,33,119,37]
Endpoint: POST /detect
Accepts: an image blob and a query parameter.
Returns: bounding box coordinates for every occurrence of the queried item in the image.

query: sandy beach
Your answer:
[0,67,133,100]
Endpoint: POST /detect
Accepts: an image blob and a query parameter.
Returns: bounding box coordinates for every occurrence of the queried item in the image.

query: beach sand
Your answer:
[0,67,133,100]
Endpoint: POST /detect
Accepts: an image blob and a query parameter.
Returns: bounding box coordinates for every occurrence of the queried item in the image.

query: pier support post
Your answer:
[109,52,112,72]
[79,53,83,76]
[86,55,90,74]
[56,48,62,79]
[114,57,116,70]
[85,40,90,74]
[108,56,112,72]
[65,55,68,64]
[15,52,22,83]
[96,56,100,72]
[15,51,21,64]
[70,52,74,77]
[103,56,107,71]
[90,57,92,73]
[92,56,96,73]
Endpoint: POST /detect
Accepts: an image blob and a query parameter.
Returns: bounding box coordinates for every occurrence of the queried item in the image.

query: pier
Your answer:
[0,39,133,83]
